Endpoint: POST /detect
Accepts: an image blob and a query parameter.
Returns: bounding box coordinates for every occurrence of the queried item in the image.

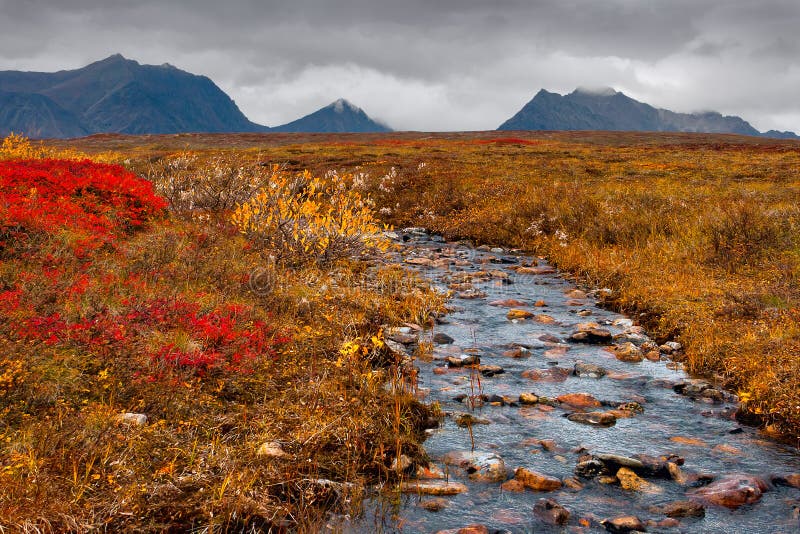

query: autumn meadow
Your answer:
[1,130,799,530]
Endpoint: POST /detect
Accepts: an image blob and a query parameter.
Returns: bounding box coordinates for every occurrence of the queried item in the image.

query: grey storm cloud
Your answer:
[0,0,798,132]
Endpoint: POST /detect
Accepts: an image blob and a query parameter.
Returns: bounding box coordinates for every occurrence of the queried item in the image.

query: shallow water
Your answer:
[346,231,800,533]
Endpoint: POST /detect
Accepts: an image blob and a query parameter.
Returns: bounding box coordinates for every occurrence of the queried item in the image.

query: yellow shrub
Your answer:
[0,133,118,162]
[0,133,45,159]
[232,167,391,265]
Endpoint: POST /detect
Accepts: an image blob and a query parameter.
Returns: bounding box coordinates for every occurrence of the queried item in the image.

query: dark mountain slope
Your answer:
[0,54,266,137]
[499,87,788,139]
[270,98,391,133]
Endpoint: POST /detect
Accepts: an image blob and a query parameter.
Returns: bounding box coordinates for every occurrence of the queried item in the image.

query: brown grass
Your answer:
[5,129,797,530]
[58,129,798,442]
[0,143,446,531]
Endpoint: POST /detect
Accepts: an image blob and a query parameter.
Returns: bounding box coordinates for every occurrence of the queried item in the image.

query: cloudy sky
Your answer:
[1,0,798,132]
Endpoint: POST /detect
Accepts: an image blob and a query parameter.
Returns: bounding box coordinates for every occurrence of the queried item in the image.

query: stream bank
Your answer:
[347,229,800,533]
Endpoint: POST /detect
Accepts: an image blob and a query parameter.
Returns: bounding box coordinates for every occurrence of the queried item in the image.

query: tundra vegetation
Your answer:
[0,134,445,531]
[1,130,799,530]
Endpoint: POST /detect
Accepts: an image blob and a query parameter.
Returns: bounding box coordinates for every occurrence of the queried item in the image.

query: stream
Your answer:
[346,229,800,533]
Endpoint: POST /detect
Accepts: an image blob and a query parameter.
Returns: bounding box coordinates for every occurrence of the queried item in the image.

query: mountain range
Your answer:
[498,87,799,139]
[0,55,796,139]
[0,55,389,138]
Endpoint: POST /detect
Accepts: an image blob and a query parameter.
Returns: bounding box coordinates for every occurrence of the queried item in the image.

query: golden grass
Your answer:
[70,129,798,442]
[0,144,446,531]
[5,129,797,530]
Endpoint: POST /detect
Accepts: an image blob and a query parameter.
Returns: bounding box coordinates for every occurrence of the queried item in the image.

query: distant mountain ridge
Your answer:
[270,98,390,133]
[498,88,798,139]
[0,54,266,137]
[0,55,391,138]
[1,56,795,139]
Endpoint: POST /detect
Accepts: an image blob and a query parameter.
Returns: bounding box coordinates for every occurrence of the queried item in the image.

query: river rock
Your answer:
[479,365,505,377]
[595,454,646,472]
[521,367,571,382]
[458,290,486,299]
[400,480,468,495]
[617,402,644,414]
[600,515,646,533]
[612,318,634,329]
[660,341,683,353]
[388,332,418,345]
[613,331,650,345]
[500,479,525,492]
[443,451,507,482]
[446,354,480,367]
[673,380,725,403]
[489,299,527,307]
[652,500,706,518]
[570,328,613,344]
[563,476,584,490]
[690,474,769,509]
[538,333,562,343]
[666,462,688,485]
[575,459,608,478]
[617,467,661,494]
[454,413,491,427]
[533,498,570,526]
[630,454,681,479]
[574,362,607,378]
[416,463,447,480]
[503,346,530,358]
[772,473,800,488]
[405,257,434,266]
[641,340,659,352]
[433,332,455,345]
[613,342,644,363]
[440,525,490,534]
[519,392,539,405]
[567,411,617,427]
[514,467,562,491]
[534,314,557,324]
[566,289,587,299]
[557,392,602,410]
[537,396,560,407]
[420,497,450,512]
[507,309,535,320]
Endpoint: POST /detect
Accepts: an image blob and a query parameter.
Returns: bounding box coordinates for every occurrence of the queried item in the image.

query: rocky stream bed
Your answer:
[344,229,800,533]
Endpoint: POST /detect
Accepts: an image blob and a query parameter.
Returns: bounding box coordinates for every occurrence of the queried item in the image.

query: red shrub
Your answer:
[0,159,167,257]
[0,160,288,378]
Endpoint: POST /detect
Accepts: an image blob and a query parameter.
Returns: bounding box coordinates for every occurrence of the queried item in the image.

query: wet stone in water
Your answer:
[690,474,769,509]
[600,515,646,533]
[433,332,455,345]
[652,500,706,518]
[514,468,562,491]
[400,480,468,496]
[556,392,602,410]
[533,498,571,526]
[570,328,613,344]
[567,411,617,427]
[574,361,607,378]
[442,451,507,483]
